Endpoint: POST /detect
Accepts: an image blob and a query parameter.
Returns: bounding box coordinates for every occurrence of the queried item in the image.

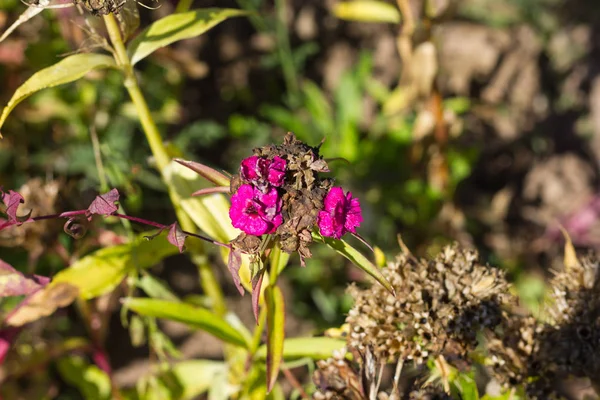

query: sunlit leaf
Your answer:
[333,1,400,24]
[56,355,112,400]
[127,8,249,65]
[265,285,285,393]
[137,274,179,301]
[255,337,346,361]
[51,235,177,300]
[169,360,227,399]
[312,231,394,294]
[0,54,116,133]
[124,298,249,348]
[6,282,79,327]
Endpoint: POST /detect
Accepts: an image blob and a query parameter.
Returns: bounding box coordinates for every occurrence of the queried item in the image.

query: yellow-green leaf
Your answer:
[255,337,346,361]
[334,1,400,24]
[56,355,112,400]
[0,54,116,132]
[169,360,227,399]
[127,8,249,65]
[312,231,394,294]
[265,285,285,393]
[124,298,249,348]
[51,235,177,300]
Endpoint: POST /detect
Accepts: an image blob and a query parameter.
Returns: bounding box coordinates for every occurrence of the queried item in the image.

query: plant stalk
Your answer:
[102,13,227,316]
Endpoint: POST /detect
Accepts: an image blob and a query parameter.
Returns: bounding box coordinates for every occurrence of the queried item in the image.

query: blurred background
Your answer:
[1,0,600,396]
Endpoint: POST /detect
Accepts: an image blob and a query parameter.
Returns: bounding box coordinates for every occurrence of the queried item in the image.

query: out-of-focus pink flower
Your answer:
[240,156,287,189]
[229,184,283,236]
[318,187,362,239]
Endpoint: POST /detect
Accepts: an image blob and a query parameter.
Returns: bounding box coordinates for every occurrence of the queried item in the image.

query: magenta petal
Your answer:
[318,211,335,237]
[241,156,259,181]
[267,156,287,186]
[318,187,363,239]
[323,187,345,213]
[240,214,271,236]
[267,214,283,234]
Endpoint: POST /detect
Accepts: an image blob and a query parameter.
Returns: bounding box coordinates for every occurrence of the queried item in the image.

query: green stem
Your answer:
[175,0,194,13]
[102,13,227,316]
[274,0,299,105]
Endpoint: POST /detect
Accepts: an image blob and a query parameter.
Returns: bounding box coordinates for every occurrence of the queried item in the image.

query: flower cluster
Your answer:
[228,133,363,262]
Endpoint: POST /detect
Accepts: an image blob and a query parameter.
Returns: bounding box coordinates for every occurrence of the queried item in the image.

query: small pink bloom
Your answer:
[240,156,287,189]
[229,184,283,236]
[317,187,362,239]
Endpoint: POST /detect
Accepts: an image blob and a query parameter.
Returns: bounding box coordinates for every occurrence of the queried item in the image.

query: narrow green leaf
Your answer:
[265,285,285,393]
[333,1,400,24]
[312,231,394,294]
[0,54,116,132]
[51,235,177,300]
[127,8,249,65]
[124,298,249,348]
[255,337,346,361]
[137,274,179,301]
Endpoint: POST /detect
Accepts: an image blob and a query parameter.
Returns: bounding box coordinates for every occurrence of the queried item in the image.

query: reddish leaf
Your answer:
[227,248,244,295]
[0,259,49,297]
[174,159,231,187]
[87,189,120,217]
[251,269,265,324]
[167,222,187,253]
[92,347,112,375]
[0,327,20,365]
[1,189,30,224]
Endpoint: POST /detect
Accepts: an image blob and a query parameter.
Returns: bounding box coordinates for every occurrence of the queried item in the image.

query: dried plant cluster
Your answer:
[230,133,362,265]
[347,245,509,364]
[314,244,600,398]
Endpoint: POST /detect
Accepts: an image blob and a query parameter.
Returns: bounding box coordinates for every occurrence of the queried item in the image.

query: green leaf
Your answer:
[255,337,346,361]
[168,360,227,399]
[51,235,177,300]
[312,231,394,294]
[124,298,249,348]
[333,1,400,24]
[137,274,179,301]
[265,285,285,393]
[56,355,112,400]
[0,54,116,132]
[127,8,248,65]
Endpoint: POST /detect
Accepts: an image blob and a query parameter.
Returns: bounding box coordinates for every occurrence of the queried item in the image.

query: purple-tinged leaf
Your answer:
[87,189,120,217]
[0,327,20,365]
[265,284,285,393]
[251,269,265,324]
[191,186,230,197]
[174,159,231,187]
[5,282,79,327]
[1,189,30,224]
[0,259,49,297]
[227,248,244,295]
[167,223,187,253]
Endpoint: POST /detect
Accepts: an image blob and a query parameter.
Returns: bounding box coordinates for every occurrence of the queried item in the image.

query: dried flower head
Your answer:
[347,245,510,364]
[229,133,361,263]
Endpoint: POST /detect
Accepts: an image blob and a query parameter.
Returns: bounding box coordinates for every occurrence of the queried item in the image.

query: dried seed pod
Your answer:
[347,245,512,365]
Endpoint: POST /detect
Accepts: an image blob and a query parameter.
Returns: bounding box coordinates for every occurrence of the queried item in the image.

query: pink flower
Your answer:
[317,187,362,239]
[229,184,283,236]
[240,156,287,189]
